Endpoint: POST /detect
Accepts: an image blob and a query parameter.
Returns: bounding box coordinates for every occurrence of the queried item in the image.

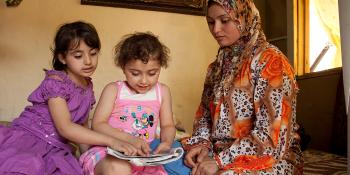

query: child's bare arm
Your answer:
[153,84,176,154]
[78,120,91,153]
[48,96,137,155]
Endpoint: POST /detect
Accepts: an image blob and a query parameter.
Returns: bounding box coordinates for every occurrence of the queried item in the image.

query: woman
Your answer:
[181,0,303,174]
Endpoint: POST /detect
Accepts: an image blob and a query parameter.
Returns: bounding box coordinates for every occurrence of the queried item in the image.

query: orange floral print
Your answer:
[271,119,281,146]
[212,101,221,121]
[271,99,292,146]
[233,118,253,139]
[180,138,212,151]
[234,59,251,88]
[222,155,275,173]
[260,49,283,87]
[260,48,296,88]
[281,99,292,125]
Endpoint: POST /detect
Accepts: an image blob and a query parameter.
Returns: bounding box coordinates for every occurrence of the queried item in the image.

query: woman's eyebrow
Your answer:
[207,14,230,19]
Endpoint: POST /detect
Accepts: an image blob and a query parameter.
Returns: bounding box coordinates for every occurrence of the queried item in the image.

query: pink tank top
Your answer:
[108,81,162,142]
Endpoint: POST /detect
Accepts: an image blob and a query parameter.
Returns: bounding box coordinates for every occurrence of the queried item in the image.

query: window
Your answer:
[294,0,342,75]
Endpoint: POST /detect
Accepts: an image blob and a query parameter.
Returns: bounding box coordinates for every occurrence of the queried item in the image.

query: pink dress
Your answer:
[80,81,167,175]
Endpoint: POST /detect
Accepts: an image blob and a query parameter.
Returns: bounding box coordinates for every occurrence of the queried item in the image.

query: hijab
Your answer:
[207,0,269,104]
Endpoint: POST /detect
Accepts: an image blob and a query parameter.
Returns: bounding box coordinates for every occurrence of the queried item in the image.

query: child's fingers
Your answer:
[129,145,138,156]
[116,143,137,156]
[152,146,161,154]
[117,146,130,156]
[141,143,151,155]
[153,143,170,154]
[123,144,137,156]
[137,148,146,156]
[152,144,165,154]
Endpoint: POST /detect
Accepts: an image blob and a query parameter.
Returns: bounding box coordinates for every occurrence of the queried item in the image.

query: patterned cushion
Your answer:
[303,149,347,174]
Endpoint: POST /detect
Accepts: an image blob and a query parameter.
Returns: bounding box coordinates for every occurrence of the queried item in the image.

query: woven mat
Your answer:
[303,149,347,175]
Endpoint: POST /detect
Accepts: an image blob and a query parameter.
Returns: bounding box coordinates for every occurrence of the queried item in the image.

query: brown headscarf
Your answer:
[207,0,270,104]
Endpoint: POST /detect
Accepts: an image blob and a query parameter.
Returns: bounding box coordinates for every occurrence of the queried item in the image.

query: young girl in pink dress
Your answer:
[0,21,137,174]
[80,32,190,175]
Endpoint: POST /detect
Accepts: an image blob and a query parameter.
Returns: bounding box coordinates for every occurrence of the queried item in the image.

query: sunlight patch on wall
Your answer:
[309,0,342,72]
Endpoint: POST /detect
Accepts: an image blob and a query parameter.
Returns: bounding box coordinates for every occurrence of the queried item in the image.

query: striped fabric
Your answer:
[303,149,347,175]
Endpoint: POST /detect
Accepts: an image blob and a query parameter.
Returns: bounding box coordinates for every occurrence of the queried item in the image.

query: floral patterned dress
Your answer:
[181,0,303,174]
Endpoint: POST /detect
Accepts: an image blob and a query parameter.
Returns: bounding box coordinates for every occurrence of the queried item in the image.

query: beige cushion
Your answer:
[0,121,10,127]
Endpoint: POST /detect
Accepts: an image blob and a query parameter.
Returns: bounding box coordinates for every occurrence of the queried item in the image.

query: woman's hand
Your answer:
[152,141,172,154]
[129,137,151,156]
[192,156,219,175]
[184,146,209,168]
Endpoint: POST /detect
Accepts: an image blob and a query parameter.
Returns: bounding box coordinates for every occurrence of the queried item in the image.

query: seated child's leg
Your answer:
[150,139,191,175]
[79,146,107,175]
[95,156,132,175]
[80,146,131,175]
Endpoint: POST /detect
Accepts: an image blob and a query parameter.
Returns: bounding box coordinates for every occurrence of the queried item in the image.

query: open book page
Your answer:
[106,147,184,166]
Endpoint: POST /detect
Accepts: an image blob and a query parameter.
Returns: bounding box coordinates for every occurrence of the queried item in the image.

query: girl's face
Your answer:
[123,58,161,94]
[59,40,99,85]
[206,3,241,47]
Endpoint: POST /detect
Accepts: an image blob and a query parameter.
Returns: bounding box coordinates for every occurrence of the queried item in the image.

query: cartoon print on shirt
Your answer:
[123,105,155,140]
[119,116,127,121]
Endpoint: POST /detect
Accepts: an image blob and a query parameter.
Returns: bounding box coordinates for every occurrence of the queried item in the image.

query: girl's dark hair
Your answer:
[114,32,170,68]
[51,21,101,70]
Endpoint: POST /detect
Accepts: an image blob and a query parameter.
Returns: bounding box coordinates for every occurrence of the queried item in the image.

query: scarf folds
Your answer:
[207,0,269,104]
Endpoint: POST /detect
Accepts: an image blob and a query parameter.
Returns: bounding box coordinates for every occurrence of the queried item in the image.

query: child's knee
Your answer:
[107,157,131,174]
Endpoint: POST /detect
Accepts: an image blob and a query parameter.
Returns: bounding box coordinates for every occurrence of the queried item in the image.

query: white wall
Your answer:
[339,0,350,114]
[338,0,350,164]
[0,0,218,132]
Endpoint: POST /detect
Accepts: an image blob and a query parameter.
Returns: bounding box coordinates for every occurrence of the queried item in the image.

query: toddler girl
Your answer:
[0,21,137,174]
[80,32,190,175]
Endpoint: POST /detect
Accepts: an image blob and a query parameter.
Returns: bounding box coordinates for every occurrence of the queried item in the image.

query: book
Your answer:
[106,147,184,166]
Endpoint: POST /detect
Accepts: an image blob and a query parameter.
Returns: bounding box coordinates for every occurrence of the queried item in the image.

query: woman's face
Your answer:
[206,3,241,47]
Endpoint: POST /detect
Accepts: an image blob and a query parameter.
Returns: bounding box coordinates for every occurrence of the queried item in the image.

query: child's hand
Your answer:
[129,137,151,156]
[152,142,172,154]
[111,139,138,156]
